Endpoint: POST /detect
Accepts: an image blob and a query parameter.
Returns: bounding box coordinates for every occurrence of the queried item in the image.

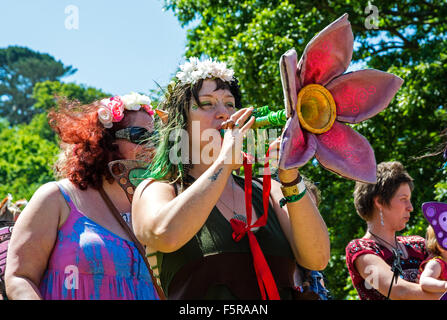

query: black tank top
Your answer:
[154,174,297,299]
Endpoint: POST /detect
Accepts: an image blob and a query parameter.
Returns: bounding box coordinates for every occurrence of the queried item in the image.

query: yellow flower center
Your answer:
[297,84,336,134]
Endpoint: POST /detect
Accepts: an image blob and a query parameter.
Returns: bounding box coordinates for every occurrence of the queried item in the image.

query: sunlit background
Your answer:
[0,1,188,95]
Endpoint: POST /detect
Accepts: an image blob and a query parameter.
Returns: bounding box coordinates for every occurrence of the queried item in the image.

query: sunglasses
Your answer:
[115,126,156,144]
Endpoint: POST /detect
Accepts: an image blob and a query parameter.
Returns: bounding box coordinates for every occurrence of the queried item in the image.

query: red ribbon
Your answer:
[230,149,280,300]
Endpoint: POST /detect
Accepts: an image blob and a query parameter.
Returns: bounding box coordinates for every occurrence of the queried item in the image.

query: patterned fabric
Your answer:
[155,175,298,300]
[38,183,159,300]
[345,235,428,300]
[308,271,330,300]
[419,256,447,281]
[0,222,14,299]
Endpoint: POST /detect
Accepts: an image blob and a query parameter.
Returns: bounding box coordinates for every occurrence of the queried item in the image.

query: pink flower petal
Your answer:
[111,104,124,122]
[314,121,377,183]
[299,13,353,87]
[142,104,155,116]
[278,115,317,169]
[279,49,301,117]
[326,69,404,123]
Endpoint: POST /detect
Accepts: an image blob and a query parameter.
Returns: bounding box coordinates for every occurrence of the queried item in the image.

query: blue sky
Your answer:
[0,1,188,96]
[0,1,374,99]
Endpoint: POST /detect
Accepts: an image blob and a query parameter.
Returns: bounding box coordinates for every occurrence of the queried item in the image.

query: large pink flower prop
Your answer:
[278,14,403,183]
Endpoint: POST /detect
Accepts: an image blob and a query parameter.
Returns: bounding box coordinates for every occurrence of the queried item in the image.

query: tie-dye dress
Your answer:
[38,183,159,300]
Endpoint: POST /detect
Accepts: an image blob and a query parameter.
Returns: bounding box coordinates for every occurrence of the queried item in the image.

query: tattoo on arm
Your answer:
[209,168,223,181]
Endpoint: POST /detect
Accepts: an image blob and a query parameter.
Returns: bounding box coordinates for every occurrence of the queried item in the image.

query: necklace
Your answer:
[218,177,247,224]
[369,231,405,299]
[369,231,403,257]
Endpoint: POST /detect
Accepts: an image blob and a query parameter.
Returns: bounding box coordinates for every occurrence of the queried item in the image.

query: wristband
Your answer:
[280,177,306,196]
[280,173,301,187]
[279,189,307,208]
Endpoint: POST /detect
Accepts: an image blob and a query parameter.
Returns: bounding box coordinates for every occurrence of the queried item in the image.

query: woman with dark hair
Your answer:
[5,93,162,300]
[345,161,442,299]
[132,58,330,300]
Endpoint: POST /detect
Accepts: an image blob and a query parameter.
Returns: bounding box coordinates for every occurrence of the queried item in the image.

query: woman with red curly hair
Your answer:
[5,93,163,300]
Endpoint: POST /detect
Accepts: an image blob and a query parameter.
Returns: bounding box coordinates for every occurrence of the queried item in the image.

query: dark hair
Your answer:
[191,78,242,110]
[48,98,136,190]
[353,161,414,221]
[148,77,242,187]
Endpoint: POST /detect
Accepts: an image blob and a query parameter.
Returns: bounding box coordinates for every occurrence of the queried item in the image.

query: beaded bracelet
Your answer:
[279,189,307,208]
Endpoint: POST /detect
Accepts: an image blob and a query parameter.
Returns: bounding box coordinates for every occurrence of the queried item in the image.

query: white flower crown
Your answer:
[176,57,235,85]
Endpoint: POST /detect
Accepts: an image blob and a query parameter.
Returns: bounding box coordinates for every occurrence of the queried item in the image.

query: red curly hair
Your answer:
[48,98,133,190]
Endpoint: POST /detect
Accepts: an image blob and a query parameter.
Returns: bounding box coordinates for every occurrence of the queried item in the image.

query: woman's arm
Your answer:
[268,170,330,271]
[132,108,255,253]
[419,259,447,293]
[132,160,233,253]
[5,182,65,299]
[355,253,443,300]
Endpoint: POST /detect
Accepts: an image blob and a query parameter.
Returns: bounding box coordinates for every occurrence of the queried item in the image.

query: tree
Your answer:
[32,80,109,112]
[0,114,59,201]
[0,46,76,125]
[164,0,446,107]
[164,0,447,299]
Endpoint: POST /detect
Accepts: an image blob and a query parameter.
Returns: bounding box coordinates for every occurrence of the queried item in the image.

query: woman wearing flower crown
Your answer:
[5,93,163,300]
[132,58,330,300]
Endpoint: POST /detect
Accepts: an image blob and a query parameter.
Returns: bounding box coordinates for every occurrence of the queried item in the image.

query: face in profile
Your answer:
[114,110,155,162]
[382,183,413,231]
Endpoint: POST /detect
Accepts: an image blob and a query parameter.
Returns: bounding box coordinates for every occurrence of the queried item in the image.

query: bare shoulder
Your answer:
[11,181,66,243]
[134,178,177,203]
[426,258,443,271]
[269,178,282,191]
[132,179,178,224]
[25,181,66,214]
[267,178,283,200]
[6,181,66,285]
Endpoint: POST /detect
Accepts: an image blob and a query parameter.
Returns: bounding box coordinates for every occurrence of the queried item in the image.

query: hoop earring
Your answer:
[380,209,385,227]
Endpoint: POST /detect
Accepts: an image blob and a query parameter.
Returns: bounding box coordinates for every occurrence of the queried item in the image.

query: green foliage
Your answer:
[0,80,107,202]
[435,181,447,201]
[32,80,109,111]
[0,46,76,125]
[0,114,59,201]
[165,0,446,108]
[165,0,447,299]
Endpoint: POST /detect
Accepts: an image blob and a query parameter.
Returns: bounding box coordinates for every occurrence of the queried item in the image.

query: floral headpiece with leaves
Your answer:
[176,57,235,85]
[97,92,154,128]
